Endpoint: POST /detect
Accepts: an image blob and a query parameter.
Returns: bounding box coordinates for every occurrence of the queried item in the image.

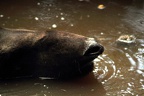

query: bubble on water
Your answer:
[101,81,105,84]
[37,2,40,5]
[118,31,121,34]
[87,15,90,18]
[61,17,65,20]
[52,24,57,28]
[56,15,59,18]
[49,4,52,7]
[2,23,5,26]
[0,15,4,17]
[124,47,128,50]
[60,13,64,15]
[59,8,62,11]
[15,19,18,21]
[7,17,10,19]
[48,8,51,11]
[100,32,104,35]
[43,85,46,87]
[35,17,39,20]
[91,89,95,92]
[70,24,74,27]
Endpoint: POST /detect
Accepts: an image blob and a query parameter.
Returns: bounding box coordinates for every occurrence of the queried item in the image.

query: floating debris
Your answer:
[117,35,136,44]
[97,4,106,10]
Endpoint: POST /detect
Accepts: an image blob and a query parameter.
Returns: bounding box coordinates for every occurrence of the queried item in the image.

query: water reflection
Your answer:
[134,47,144,75]
[0,75,106,96]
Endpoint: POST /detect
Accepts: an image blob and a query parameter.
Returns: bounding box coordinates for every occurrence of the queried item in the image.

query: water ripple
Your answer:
[93,54,116,84]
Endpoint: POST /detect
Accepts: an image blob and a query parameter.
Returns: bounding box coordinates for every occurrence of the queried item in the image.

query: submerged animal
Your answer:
[0,28,104,79]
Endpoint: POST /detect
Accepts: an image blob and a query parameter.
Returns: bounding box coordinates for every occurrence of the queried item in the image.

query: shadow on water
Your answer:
[0,74,106,96]
[0,0,144,96]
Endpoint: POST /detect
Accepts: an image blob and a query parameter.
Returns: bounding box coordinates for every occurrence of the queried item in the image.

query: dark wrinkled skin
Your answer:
[0,28,104,79]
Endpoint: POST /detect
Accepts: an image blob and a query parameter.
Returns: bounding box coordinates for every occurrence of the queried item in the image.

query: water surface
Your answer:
[0,0,144,96]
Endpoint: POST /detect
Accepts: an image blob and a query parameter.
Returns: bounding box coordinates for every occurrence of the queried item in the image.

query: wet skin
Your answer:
[0,28,104,79]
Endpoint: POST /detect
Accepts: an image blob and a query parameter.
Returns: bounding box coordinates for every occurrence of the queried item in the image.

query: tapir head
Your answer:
[36,31,104,79]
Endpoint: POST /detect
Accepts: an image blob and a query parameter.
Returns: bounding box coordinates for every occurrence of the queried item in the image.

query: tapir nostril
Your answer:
[84,44,104,56]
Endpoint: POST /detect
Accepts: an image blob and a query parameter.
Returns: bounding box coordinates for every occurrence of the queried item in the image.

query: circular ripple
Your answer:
[93,54,116,84]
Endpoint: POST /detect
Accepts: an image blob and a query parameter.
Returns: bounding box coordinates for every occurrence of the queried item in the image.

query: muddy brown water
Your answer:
[0,0,144,96]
